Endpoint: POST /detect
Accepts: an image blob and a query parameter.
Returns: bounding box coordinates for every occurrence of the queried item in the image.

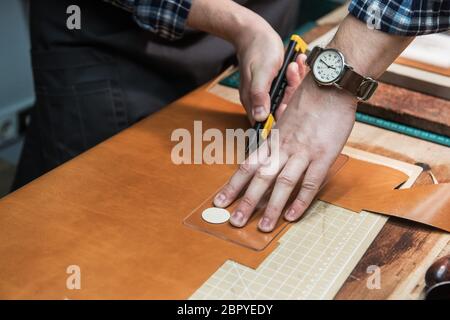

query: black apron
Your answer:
[12,0,299,189]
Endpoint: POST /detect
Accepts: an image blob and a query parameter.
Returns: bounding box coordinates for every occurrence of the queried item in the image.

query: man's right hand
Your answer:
[187,0,307,124]
[234,25,307,124]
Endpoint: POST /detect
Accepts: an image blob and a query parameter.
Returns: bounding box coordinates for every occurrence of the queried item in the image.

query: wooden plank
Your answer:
[358,83,450,137]
[396,57,450,77]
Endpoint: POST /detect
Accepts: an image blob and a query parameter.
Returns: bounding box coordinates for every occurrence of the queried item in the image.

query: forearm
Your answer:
[187,0,272,48]
[295,14,414,110]
[329,14,414,79]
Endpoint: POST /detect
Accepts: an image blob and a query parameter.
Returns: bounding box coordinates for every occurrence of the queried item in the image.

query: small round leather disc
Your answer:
[201,208,231,224]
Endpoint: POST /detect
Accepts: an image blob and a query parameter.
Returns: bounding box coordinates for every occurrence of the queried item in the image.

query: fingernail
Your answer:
[259,217,272,231]
[230,211,245,227]
[214,193,226,206]
[253,106,266,118]
[285,209,296,221]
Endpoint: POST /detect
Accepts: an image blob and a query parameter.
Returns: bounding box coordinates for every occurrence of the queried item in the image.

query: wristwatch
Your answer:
[306,46,378,101]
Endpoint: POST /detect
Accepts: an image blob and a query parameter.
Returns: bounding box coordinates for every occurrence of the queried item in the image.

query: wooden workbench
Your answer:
[0,82,448,300]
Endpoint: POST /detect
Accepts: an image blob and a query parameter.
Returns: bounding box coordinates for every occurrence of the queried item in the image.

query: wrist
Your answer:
[299,75,358,112]
[187,0,273,51]
[230,11,275,52]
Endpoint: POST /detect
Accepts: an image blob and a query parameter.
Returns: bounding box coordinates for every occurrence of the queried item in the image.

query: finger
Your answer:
[275,55,308,120]
[250,67,274,122]
[285,160,331,221]
[298,54,308,78]
[285,54,307,90]
[258,153,310,232]
[256,189,272,210]
[278,62,300,109]
[286,62,301,88]
[230,152,288,228]
[214,142,269,208]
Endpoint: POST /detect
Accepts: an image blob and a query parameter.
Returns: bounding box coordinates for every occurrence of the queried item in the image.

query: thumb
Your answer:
[249,67,273,122]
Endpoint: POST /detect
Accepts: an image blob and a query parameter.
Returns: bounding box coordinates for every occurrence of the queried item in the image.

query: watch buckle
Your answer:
[358,78,378,101]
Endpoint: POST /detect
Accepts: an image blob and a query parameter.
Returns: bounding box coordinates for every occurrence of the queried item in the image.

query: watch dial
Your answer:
[313,50,344,84]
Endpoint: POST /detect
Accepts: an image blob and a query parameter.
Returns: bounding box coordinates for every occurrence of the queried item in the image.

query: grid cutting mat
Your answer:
[190,147,422,300]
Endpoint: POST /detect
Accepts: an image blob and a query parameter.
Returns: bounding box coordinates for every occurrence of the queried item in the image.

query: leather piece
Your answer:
[184,155,349,251]
[318,158,450,232]
[363,183,450,233]
[318,157,409,212]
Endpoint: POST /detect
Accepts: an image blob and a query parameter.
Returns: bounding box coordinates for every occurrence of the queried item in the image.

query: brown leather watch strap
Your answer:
[337,66,378,101]
[338,66,365,95]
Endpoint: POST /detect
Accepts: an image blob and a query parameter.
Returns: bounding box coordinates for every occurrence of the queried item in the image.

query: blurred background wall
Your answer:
[0,0,33,195]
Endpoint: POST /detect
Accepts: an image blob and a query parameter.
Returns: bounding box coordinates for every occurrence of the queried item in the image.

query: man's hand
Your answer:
[214,77,356,231]
[234,29,307,123]
[214,15,413,232]
[187,0,306,123]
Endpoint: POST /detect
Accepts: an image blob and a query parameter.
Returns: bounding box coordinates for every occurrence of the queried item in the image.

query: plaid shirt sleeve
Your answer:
[349,0,450,36]
[104,0,192,40]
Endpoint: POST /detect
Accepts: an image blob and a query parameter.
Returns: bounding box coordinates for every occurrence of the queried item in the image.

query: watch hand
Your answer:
[319,59,330,68]
[320,59,336,70]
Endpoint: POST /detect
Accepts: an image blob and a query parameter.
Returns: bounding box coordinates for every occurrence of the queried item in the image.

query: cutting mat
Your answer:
[190,147,422,299]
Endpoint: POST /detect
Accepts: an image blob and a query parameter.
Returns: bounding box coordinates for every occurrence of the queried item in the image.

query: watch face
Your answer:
[312,49,344,84]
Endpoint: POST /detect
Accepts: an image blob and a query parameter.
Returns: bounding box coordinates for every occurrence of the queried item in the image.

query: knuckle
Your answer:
[280,135,291,147]
[294,197,309,209]
[276,175,296,187]
[302,180,320,192]
[221,183,236,197]
[238,162,252,175]
[240,196,255,209]
[265,205,281,218]
[293,152,310,164]
[251,90,265,102]
[255,169,275,183]
[311,146,327,160]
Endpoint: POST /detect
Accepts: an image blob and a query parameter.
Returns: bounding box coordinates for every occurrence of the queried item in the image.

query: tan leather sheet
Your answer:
[0,89,280,299]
